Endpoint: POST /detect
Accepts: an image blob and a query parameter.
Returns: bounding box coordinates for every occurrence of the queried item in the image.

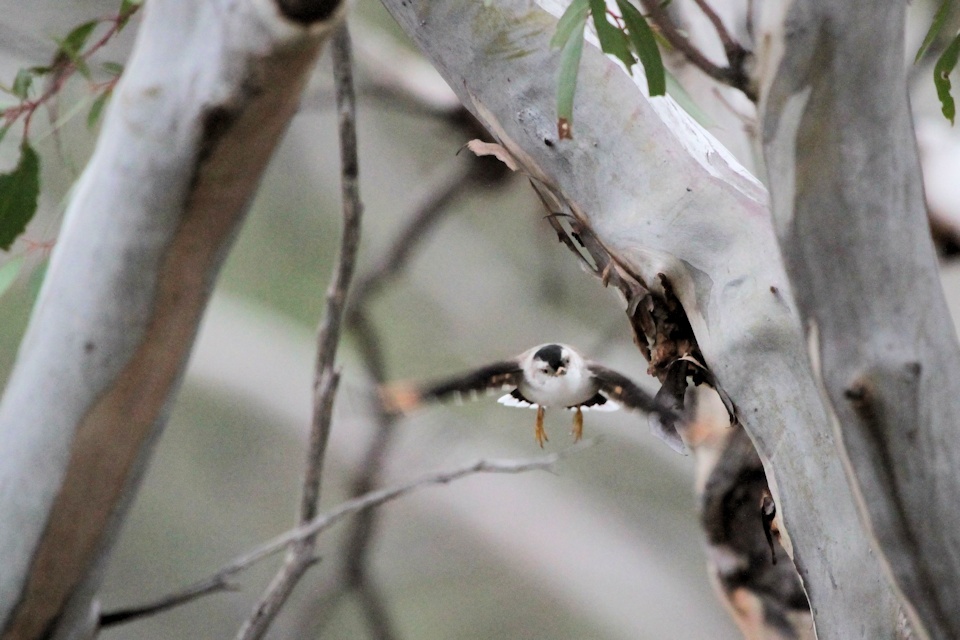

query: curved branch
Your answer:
[95,450,574,632]
[236,21,362,640]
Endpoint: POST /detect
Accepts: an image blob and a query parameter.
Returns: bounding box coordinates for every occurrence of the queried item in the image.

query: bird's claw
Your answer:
[572,406,583,442]
[535,405,548,448]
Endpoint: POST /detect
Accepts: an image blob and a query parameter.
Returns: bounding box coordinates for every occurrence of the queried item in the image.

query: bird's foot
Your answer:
[572,406,583,442]
[535,405,548,448]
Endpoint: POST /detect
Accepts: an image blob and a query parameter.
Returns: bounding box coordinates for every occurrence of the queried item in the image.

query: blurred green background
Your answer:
[2,2,959,639]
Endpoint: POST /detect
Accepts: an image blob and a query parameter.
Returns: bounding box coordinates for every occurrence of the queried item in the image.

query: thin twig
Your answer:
[353,579,396,640]
[639,0,757,102]
[5,5,138,136]
[349,160,477,308]
[97,451,576,631]
[99,576,239,627]
[235,21,362,640]
[336,160,478,640]
[690,0,742,63]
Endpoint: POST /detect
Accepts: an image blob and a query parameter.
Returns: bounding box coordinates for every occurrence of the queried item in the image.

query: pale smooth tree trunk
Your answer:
[759,1,960,638]
[0,1,343,638]
[378,0,910,637]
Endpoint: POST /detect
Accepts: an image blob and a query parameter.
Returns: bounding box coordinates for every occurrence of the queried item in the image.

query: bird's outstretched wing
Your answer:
[587,363,688,454]
[381,361,523,414]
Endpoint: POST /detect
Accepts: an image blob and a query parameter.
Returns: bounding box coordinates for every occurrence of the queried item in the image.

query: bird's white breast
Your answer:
[519,366,597,407]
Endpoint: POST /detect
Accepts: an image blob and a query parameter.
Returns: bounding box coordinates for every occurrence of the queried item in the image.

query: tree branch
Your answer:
[639,0,756,101]
[759,1,960,636]
[93,450,575,631]
[689,0,747,66]
[336,158,487,640]
[98,576,239,628]
[0,1,340,636]
[235,21,362,640]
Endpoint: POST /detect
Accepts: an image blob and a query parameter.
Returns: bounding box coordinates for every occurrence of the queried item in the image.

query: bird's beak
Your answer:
[556,366,566,376]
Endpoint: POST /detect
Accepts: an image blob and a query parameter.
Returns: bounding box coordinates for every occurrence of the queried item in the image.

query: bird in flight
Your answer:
[381,343,685,452]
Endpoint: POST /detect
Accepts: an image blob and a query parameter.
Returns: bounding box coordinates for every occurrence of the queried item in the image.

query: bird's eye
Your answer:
[540,367,550,374]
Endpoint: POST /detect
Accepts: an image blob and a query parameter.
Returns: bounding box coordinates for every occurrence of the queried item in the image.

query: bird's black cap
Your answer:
[533,344,565,371]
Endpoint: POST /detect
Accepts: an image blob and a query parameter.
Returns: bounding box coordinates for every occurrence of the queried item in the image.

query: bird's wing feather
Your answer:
[498,388,539,409]
[587,363,687,453]
[568,392,620,412]
[421,361,523,401]
[587,364,659,412]
[381,361,523,413]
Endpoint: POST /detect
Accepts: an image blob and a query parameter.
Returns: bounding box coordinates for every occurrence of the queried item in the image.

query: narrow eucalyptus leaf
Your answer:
[11,69,33,100]
[934,32,960,124]
[54,36,92,80]
[119,0,143,29]
[617,0,666,96]
[588,0,634,70]
[552,0,589,49]
[60,21,98,57]
[0,142,41,251]
[101,61,124,76]
[557,19,586,139]
[916,0,954,64]
[87,89,112,130]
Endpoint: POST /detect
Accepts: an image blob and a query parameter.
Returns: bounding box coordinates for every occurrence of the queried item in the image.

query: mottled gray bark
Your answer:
[760,2,960,638]
[0,1,343,638]
[378,0,904,636]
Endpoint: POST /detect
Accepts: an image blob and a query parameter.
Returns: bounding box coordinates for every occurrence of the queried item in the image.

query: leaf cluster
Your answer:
[551,0,666,139]
[0,0,140,262]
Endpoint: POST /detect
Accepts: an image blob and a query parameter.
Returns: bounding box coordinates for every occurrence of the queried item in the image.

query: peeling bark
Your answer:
[0,1,343,638]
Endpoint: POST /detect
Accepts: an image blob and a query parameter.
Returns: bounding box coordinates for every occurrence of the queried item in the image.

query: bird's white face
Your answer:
[521,344,595,406]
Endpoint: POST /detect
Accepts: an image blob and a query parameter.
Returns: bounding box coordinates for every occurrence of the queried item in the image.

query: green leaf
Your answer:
[934,32,960,124]
[60,21,98,57]
[588,0,634,70]
[0,256,24,298]
[916,0,954,64]
[101,61,124,77]
[0,142,41,251]
[87,89,112,129]
[11,69,33,100]
[0,123,11,147]
[551,0,590,49]
[617,0,666,96]
[118,0,143,29]
[557,18,586,139]
[55,20,98,80]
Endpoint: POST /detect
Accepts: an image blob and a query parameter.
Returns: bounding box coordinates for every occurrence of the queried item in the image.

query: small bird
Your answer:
[381,343,685,452]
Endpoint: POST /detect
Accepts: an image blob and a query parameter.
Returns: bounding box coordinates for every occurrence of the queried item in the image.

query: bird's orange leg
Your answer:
[535,405,548,447]
[572,406,583,442]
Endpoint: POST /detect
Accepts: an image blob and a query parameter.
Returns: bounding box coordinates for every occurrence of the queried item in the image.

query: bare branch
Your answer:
[350,161,476,309]
[335,158,488,639]
[98,576,238,628]
[689,0,747,65]
[96,450,575,631]
[639,0,756,101]
[235,21,363,640]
